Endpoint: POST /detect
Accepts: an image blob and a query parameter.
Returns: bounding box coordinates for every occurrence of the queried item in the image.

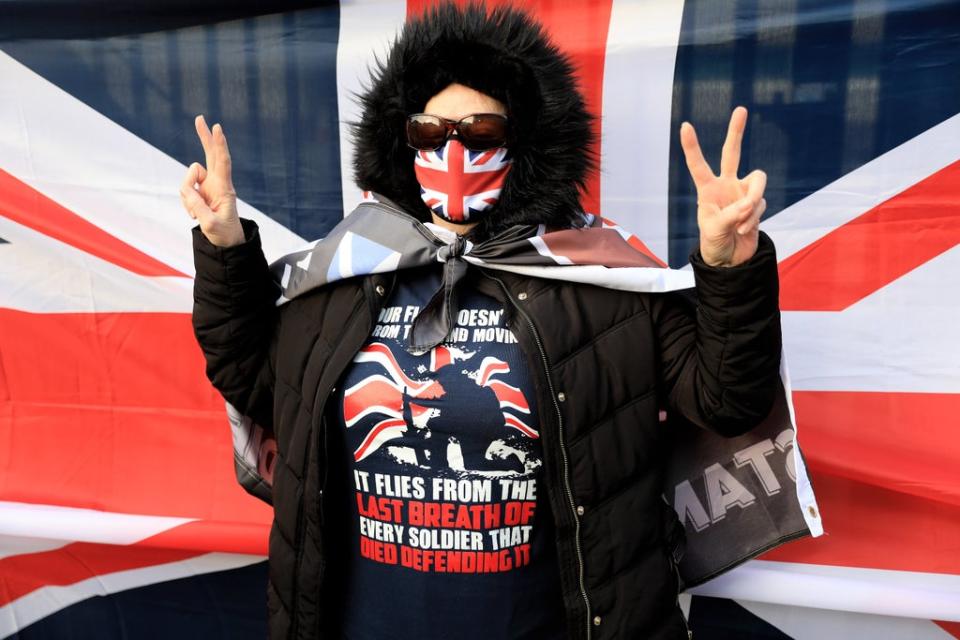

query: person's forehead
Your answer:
[423,83,507,119]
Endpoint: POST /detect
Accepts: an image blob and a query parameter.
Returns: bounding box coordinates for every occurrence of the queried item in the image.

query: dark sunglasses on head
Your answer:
[405,113,509,151]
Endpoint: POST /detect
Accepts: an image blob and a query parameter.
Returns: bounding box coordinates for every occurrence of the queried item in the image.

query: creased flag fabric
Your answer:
[1,0,959,638]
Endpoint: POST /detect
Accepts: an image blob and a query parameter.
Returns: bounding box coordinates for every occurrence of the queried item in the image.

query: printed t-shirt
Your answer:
[333,267,566,640]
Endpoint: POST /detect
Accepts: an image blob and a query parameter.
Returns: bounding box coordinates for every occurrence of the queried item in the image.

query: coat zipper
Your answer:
[317,281,388,514]
[483,271,593,640]
[286,284,385,639]
[309,280,389,638]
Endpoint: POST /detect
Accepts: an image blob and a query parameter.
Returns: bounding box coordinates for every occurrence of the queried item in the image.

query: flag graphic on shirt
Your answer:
[1,0,959,638]
[338,283,545,582]
[343,342,537,464]
[343,341,443,462]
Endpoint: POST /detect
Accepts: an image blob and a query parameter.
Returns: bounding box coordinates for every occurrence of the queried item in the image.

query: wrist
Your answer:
[206,221,246,248]
[697,240,735,268]
[700,253,732,268]
[699,234,759,268]
[692,231,773,271]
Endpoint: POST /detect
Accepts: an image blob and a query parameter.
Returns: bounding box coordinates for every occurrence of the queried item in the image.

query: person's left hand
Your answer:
[680,106,767,267]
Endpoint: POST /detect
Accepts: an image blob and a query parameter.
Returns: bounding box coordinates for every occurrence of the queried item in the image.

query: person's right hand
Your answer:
[180,115,245,247]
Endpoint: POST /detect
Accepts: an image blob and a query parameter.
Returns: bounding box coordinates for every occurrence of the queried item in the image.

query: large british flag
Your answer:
[1,0,958,638]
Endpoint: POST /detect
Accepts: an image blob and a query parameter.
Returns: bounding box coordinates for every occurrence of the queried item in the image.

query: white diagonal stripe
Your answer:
[0,50,307,314]
[0,51,304,269]
[336,0,407,216]
[599,0,685,263]
[763,112,960,262]
[529,236,574,265]
[783,244,960,392]
[690,560,960,622]
[0,501,194,546]
[0,214,194,313]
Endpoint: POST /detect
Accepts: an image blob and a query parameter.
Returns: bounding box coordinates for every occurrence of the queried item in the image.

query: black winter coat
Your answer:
[192,218,782,640]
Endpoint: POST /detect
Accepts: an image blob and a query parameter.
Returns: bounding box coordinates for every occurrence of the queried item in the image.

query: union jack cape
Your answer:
[226,193,822,588]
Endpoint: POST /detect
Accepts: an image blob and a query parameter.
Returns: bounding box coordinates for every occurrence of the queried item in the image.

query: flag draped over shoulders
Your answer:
[227,194,823,588]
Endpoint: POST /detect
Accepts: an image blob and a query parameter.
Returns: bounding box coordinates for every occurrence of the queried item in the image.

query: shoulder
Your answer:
[279,275,375,325]
[496,271,655,326]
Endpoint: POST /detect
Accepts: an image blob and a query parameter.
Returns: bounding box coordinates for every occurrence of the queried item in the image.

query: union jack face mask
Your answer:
[414,138,512,224]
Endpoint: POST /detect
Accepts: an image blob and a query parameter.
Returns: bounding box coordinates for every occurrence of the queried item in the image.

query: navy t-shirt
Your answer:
[333,267,566,640]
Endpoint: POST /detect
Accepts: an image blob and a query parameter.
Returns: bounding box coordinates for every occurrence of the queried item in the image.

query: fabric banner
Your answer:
[665,375,815,587]
[1,0,958,638]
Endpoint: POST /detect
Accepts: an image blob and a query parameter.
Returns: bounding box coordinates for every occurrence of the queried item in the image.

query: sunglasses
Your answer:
[405,113,509,151]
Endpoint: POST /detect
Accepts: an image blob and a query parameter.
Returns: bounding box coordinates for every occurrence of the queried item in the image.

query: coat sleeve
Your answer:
[650,231,782,437]
[192,217,279,431]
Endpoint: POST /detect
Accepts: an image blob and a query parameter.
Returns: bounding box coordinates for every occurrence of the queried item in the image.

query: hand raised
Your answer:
[179,115,245,248]
[680,106,767,267]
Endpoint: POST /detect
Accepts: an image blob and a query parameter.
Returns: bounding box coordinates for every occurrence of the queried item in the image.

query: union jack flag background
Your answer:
[1,0,959,638]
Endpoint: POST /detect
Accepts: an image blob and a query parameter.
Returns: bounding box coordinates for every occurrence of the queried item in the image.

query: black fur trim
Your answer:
[350,1,596,240]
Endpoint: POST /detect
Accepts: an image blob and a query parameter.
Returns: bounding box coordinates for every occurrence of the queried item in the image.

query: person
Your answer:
[180,3,779,639]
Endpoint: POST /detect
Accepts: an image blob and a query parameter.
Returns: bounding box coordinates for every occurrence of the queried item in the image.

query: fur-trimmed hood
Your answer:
[351,2,595,240]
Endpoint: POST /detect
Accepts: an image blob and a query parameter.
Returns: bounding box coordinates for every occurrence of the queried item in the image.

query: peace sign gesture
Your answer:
[680,106,767,267]
[179,115,245,248]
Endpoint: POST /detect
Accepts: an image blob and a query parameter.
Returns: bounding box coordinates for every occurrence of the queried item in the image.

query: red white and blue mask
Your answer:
[414,138,512,224]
